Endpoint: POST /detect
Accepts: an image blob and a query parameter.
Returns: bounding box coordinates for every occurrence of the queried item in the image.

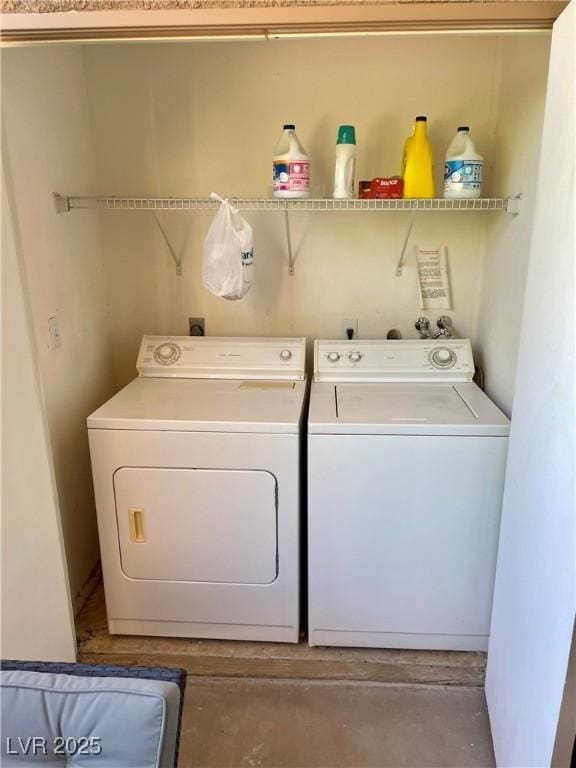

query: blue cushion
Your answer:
[1,668,182,767]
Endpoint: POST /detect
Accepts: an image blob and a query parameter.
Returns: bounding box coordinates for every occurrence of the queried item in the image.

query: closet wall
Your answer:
[2,171,76,661]
[82,34,549,387]
[1,46,116,601]
[1,32,550,600]
[476,35,551,414]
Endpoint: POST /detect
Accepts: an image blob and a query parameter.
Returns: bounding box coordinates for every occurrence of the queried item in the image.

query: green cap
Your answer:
[337,125,356,144]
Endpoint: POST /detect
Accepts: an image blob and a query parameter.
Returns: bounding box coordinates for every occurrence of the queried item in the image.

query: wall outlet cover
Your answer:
[342,318,358,340]
[189,317,205,336]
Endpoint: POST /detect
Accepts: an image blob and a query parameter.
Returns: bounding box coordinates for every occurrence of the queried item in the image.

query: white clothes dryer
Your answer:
[88,335,307,643]
[308,339,510,651]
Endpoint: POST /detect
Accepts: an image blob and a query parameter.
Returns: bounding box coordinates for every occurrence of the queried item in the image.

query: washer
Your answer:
[308,338,510,651]
[88,335,306,643]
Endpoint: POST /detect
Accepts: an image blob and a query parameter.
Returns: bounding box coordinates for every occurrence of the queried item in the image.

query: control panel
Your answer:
[314,339,475,382]
[137,336,306,380]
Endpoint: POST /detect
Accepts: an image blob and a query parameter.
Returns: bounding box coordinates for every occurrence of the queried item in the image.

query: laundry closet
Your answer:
[2,3,573,766]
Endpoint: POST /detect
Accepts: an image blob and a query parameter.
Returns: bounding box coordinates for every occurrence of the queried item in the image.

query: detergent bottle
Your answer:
[273,124,310,199]
[333,125,356,199]
[401,116,435,199]
[444,126,483,199]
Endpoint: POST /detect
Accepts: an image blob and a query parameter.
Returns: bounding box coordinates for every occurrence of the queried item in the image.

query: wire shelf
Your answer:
[55,194,520,214]
[53,192,521,277]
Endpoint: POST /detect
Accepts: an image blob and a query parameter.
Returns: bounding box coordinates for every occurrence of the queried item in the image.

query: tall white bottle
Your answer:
[333,125,356,199]
[273,124,310,199]
[444,126,483,199]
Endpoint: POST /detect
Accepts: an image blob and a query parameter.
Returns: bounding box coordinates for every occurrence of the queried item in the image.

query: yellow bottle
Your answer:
[402,116,435,199]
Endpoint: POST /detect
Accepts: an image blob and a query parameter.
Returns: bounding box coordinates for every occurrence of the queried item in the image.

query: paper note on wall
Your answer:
[416,246,452,310]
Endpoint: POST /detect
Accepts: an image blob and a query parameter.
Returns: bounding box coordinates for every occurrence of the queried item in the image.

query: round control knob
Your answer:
[280,349,292,361]
[430,347,456,368]
[154,342,181,366]
[349,351,362,363]
[327,352,340,362]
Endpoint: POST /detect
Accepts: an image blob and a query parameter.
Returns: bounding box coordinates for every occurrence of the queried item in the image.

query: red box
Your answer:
[358,181,372,199]
[370,177,404,199]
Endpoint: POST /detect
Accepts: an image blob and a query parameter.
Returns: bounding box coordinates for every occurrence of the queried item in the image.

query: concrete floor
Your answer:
[179,677,495,768]
[76,582,495,766]
[77,583,487,687]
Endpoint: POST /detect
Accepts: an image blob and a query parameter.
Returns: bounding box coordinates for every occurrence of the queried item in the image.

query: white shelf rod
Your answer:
[152,212,183,276]
[396,209,418,277]
[53,193,521,278]
[53,193,521,214]
[284,210,295,276]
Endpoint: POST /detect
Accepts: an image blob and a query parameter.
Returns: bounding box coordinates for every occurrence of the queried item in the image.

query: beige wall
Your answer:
[84,34,520,385]
[1,46,116,601]
[486,5,574,761]
[1,168,76,661]
[0,32,551,625]
[476,35,551,414]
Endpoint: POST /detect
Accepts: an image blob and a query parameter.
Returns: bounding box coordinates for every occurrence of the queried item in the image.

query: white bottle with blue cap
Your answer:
[444,126,484,199]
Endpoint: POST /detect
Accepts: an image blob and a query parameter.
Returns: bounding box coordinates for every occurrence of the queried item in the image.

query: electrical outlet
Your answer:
[342,318,358,340]
[48,316,62,350]
[189,317,205,336]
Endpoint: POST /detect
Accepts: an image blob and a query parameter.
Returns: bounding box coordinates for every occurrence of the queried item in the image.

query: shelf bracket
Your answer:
[506,194,523,215]
[152,212,183,276]
[396,209,418,277]
[284,209,295,276]
[53,193,70,213]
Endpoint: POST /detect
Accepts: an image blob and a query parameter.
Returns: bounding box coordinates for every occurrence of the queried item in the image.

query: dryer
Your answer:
[308,339,510,651]
[88,335,306,642]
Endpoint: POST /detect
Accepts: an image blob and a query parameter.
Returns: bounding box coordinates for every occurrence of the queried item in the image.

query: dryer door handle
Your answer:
[128,508,147,543]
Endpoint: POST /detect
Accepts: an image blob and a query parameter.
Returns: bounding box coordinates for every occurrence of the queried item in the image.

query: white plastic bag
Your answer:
[202,193,253,300]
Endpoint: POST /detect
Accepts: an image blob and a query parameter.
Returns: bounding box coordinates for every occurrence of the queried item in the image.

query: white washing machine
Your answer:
[308,339,510,651]
[88,335,306,643]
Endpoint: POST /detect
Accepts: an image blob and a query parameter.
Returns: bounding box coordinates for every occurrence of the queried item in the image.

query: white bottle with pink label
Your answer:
[273,124,310,199]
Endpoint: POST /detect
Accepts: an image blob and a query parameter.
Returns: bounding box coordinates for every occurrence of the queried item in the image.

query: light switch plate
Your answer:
[48,316,62,349]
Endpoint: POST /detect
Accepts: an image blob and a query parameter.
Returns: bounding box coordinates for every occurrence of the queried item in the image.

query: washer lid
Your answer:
[87,376,307,433]
[309,382,510,436]
[338,384,474,422]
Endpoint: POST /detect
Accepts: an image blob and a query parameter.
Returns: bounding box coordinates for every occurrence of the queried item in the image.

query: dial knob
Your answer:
[154,342,181,366]
[280,349,292,361]
[430,347,456,368]
[327,352,340,362]
[349,351,362,363]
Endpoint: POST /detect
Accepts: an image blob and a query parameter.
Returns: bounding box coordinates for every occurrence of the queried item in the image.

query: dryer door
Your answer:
[114,467,278,584]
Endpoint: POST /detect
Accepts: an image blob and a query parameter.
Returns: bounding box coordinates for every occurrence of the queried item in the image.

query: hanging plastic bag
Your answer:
[202,193,254,301]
